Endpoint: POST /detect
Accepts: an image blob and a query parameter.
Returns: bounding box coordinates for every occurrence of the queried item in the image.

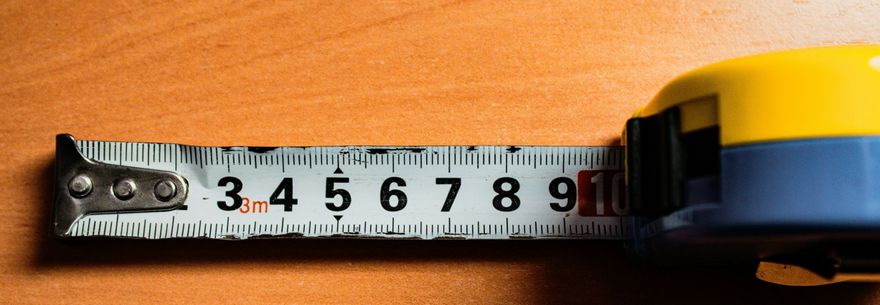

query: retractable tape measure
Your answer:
[53,46,880,286]
[54,137,626,240]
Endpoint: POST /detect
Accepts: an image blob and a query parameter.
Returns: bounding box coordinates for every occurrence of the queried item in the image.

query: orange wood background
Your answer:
[3,1,880,304]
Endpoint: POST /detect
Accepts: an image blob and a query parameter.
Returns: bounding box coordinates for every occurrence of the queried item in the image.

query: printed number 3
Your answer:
[217,176,243,211]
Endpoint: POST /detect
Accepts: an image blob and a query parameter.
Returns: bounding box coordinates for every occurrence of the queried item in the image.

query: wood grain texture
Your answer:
[2,1,880,304]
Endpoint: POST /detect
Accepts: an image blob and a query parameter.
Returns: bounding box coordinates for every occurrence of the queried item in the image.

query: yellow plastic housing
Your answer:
[633,45,880,146]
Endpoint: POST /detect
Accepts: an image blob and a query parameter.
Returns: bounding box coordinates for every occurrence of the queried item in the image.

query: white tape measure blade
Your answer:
[60,138,628,240]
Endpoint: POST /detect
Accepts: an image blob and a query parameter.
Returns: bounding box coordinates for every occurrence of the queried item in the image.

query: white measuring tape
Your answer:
[53,135,628,240]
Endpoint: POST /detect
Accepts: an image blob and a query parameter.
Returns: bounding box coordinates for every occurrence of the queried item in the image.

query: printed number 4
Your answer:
[270,178,298,212]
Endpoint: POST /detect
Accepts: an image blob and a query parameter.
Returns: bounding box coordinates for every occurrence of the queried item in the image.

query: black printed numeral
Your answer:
[549,177,577,212]
[326,177,352,211]
[269,178,298,212]
[380,177,407,211]
[492,177,521,212]
[436,178,461,212]
[217,176,243,211]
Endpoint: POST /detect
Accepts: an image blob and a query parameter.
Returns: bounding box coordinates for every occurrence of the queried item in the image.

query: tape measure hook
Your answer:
[52,134,189,237]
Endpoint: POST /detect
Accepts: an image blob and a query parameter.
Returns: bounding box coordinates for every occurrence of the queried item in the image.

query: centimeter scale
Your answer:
[55,135,627,241]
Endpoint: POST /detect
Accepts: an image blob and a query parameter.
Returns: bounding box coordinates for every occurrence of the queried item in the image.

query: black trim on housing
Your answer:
[626,107,719,218]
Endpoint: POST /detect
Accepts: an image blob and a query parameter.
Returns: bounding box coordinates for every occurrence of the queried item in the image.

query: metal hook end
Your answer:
[52,134,188,238]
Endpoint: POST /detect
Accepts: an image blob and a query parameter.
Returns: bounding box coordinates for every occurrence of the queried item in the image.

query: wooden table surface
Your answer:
[3,1,880,304]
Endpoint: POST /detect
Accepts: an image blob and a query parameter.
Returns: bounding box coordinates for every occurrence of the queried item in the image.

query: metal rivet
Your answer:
[68,174,92,198]
[154,180,177,201]
[113,178,137,200]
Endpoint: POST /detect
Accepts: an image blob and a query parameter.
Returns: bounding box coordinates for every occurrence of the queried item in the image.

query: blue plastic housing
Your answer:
[632,136,880,263]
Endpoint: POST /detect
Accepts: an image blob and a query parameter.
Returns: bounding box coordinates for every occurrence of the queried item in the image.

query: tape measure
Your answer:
[51,45,880,286]
[53,134,628,240]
